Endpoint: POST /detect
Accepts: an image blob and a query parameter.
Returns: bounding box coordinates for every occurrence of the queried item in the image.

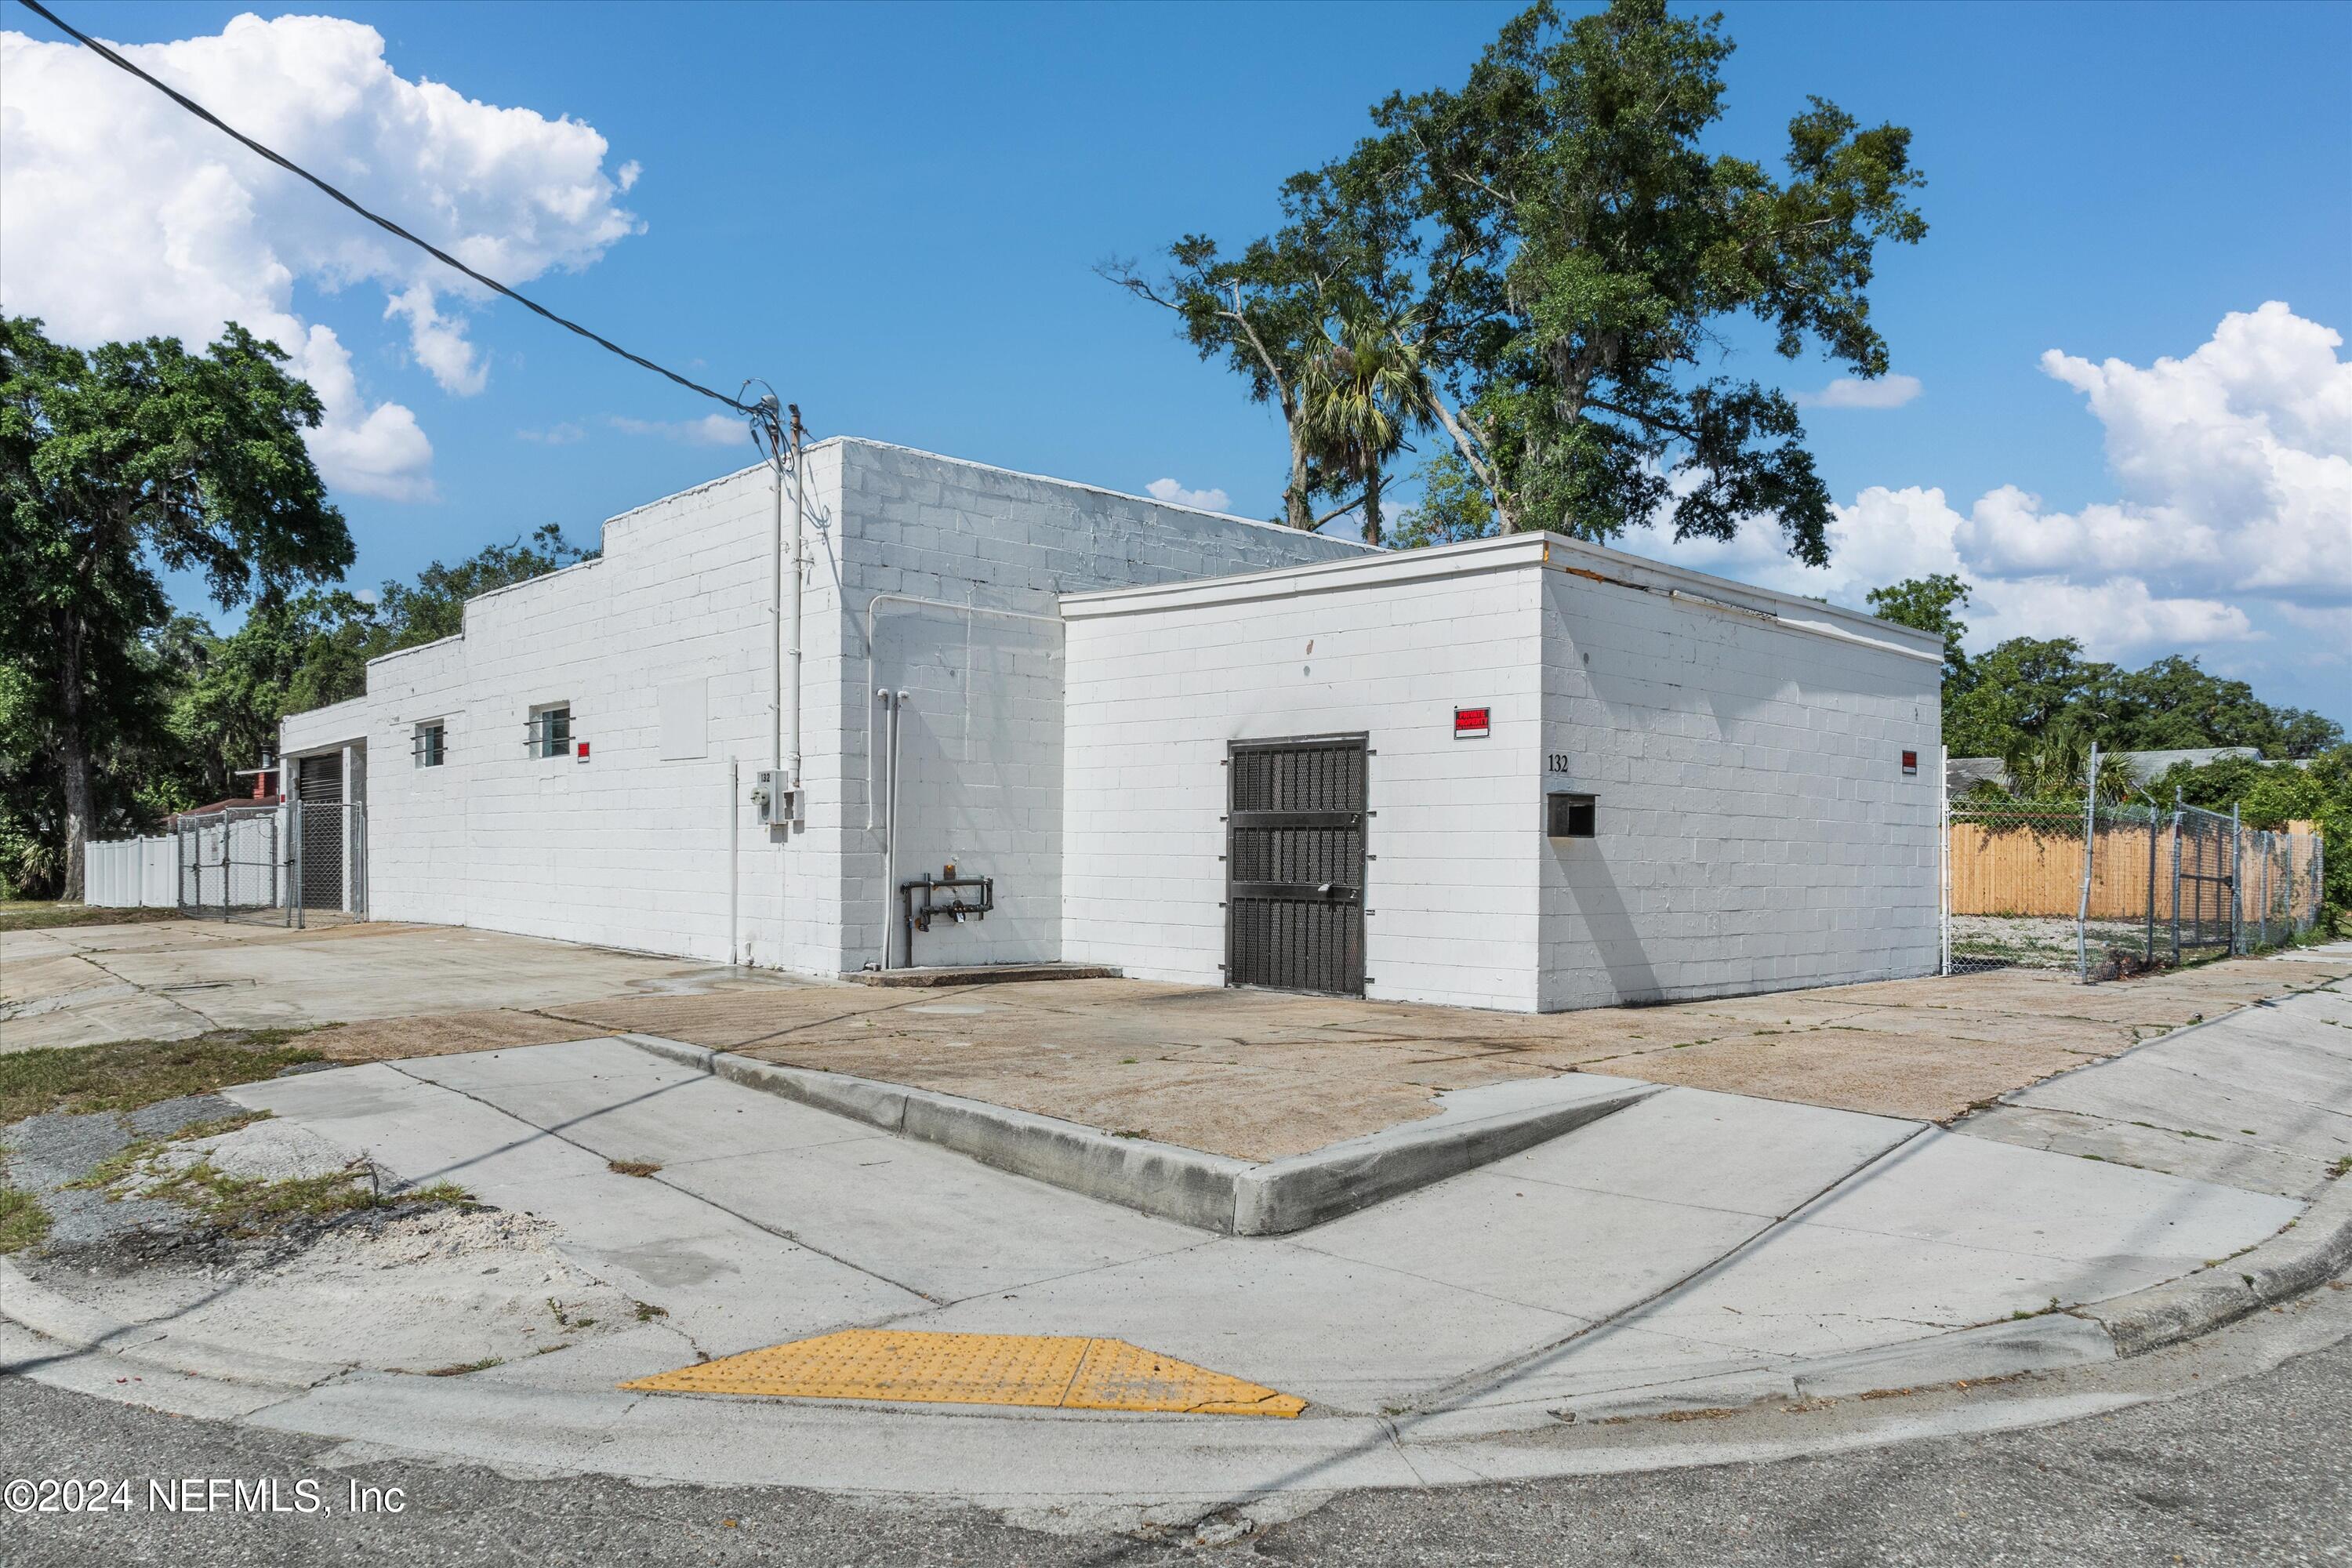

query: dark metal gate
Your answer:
[1225,735,1367,996]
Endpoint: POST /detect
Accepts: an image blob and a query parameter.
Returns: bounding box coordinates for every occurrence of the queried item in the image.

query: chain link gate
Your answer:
[1942,800,2097,975]
[175,804,290,924]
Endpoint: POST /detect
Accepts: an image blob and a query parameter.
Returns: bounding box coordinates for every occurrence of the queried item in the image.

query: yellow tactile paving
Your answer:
[619,1330,1306,1417]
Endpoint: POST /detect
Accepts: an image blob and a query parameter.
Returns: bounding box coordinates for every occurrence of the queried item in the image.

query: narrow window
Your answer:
[529,704,572,759]
[1547,792,1597,840]
[412,721,445,768]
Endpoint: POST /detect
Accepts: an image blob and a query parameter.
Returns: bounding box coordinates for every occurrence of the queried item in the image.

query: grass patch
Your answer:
[0,1183,52,1254]
[129,1160,474,1236]
[421,1357,503,1377]
[606,1160,661,1178]
[67,1112,277,1195]
[0,901,185,934]
[67,1111,475,1240]
[0,1029,321,1127]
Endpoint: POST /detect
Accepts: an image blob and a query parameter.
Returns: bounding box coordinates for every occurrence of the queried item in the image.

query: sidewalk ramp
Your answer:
[622,1329,1306,1417]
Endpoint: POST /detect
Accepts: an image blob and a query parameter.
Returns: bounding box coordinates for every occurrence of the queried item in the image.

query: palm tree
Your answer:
[1297,310,1429,546]
[2002,725,2135,804]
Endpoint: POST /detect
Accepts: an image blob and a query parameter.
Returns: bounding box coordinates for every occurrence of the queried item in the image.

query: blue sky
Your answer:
[5,2,2348,722]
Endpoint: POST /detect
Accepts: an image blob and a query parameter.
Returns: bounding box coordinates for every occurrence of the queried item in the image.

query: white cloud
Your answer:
[1613,304,2347,666]
[0,15,641,499]
[608,412,744,448]
[384,284,486,397]
[1798,373,1922,410]
[1145,477,1232,512]
[516,422,586,445]
[2038,302,2350,597]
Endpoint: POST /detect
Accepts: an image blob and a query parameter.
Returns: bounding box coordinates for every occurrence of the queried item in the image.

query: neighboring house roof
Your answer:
[169,794,281,823]
[1946,756,2009,794]
[1945,746,2265,793]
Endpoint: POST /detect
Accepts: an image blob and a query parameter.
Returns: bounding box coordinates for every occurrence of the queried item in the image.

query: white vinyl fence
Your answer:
[82,834,180,908]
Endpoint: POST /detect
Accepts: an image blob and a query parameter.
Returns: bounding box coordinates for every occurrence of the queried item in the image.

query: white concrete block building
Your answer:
[279,439,1370,977]
[281,440,1943,1012]
[1060,535,1944,1011]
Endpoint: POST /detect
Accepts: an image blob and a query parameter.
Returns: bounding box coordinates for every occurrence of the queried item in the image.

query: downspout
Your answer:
[786,405,807,816]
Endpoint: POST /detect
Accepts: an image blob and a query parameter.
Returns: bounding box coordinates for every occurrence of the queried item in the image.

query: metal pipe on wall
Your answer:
[728,756,739,964]
[877,689,909,968]
[2076,742,2099,980]
[860,593,1062,830]
[786,408,805,814]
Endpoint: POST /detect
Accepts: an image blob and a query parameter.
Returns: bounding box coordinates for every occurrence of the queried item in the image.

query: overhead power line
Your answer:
[16,0,767,423]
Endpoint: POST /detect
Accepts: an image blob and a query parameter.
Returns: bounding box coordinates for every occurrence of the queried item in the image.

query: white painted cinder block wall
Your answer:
[1534,556,1944,1010]
[280,438,1365,974]
[1058,535,1943,1013]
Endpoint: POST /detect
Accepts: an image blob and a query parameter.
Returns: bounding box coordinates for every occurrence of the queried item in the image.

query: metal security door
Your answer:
[1225,736,1367,996]
[296,755,344,913]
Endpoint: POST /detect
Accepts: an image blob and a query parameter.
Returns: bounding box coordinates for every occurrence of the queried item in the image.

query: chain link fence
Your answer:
[169,800,366,927]
[1944,793,2323,981]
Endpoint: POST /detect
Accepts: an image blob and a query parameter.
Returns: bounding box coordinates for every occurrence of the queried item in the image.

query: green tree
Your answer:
[0,318,350,898]
[1866,575,1973,691]
[1998,724,2136,806]
[1393,450,1504,549]
[166,590,376,808]
[1389,0,1926,554]
[1296,310,1432,544]
[1121,2,1927,555]
[1943,637,2091,760]
[368,523,594,652]
[165,524,598,811]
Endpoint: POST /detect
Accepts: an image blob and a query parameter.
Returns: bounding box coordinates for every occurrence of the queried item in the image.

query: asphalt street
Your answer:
[4,1294,2347,1568]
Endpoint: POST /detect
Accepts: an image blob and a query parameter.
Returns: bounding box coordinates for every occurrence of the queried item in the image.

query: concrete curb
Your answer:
[846,964,1123,988]
[0,1256,342,1392]
[618,1033,1655,1234]
[2075,1171,2352,1356]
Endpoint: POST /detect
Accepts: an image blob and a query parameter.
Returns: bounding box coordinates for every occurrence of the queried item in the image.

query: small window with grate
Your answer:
[1547,792,1597,840]
[528,704,572,759]
[412,721,446,768]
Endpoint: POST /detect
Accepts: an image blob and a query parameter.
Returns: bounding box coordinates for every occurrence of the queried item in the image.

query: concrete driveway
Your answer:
[8,914,2347,1149]
[0,920,786,1054]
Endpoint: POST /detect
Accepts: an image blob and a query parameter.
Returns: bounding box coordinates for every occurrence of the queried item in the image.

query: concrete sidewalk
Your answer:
[8,970,2342,1515]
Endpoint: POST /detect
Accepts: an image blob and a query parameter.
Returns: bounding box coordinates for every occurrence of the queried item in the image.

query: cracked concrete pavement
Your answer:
[9,915,2347,1156]
[5,917,2348,1516]
[5,967,2342,1511]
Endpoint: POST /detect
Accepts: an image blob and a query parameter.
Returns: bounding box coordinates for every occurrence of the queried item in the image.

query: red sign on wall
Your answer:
[1454,706,1491,739]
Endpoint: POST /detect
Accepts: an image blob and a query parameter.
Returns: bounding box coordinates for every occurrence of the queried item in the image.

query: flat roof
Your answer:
[1061,529,1944,663]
